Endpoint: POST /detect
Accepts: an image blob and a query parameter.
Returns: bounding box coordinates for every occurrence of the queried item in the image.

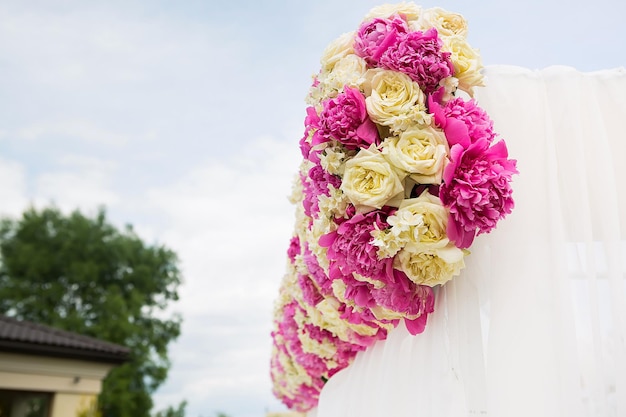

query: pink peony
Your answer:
[302,322,364,377]
[380,28,454,95]
[299,106,320,160]
[429,92,496,149]
[319,205,395,283]
[302,245,334,296]
[341,273,377,308]
[370,269,434,330]
[444,97,496,143]
[317,86,380,150]
[271,299,366,412]
[298,274,325,307]
[440,139,518,248]
[301,164,342,217]
[354,15,409,66]
[287,236,301,263]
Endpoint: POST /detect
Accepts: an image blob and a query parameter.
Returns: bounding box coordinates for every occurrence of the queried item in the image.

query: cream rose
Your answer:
[382,126,448,184]
[372,191,452,259]
[320,54,368,96]
[390,192,466,287]
[340,145,405,212]
[392,192,448,244]
[320,31,356,72]
[420,7,468,37]
[333,54,369,86]
[308,54,368,106]
[364,69,430,132]
[365,3,422,22]
[395,240,465,286]
[444,36,485,96]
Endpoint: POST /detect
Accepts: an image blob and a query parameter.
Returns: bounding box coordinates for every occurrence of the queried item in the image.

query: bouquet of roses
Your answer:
[271,2,518,411]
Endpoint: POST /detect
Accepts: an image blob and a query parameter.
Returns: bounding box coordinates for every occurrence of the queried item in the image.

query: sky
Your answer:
[0,0,625,416]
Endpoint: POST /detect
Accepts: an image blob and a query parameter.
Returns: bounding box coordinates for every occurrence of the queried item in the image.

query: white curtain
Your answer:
[308,65,626,417]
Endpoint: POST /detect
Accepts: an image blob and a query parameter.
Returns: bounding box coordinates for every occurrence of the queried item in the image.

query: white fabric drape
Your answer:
[308,65,626,417]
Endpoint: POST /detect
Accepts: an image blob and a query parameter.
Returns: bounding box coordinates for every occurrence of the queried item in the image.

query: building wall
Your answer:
[0,352,114,417]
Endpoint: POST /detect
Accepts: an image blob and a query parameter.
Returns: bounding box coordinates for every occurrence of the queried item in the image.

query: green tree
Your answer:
[0,206,182,417]
[153,400,187,417]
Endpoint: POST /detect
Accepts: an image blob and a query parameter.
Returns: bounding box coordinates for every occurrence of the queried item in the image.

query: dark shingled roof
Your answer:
[0,315,130,364]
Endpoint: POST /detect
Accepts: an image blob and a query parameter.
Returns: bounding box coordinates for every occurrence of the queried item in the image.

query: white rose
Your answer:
[420,7,468,37]
[373,191,451,260]
[391,192,466,287]
[395,240,465,286]
[365,3,422,22]
[364,69,430,132]
[444,36,485,96]
[340,145,405,212]
[382,126,448,184]
[321,54,368,95]
[320,31,355,72]
[391,192,448,244]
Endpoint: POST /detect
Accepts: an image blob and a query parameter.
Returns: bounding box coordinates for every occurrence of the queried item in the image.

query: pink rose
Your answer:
[354,15,409,66]
[380,28,454,94]
[317,86,380,150]
[440,139,518,248]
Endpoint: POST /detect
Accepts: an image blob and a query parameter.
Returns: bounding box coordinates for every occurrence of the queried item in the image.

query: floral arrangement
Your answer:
[270,2,518,411]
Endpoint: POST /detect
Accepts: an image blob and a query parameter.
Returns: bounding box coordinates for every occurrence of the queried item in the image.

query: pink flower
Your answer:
[429,92,496,149]
[444,98,496,143]
[302,245,334,296]
[440,139,518,248]
[299,106,320,160]
[317,86,380,150]
[298,274,325,307]
[301,164,342,217]
[380,28,454,95]
[319,206,395,282]
[370,269,434,334]
[354,15,409,66]
[271,299,366,411]
[303,322,364,376]
[287,236,300,263]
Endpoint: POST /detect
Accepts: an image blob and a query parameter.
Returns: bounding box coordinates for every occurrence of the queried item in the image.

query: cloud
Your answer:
[0,158,29,218]
[17,119,148,147]
[145,134,300,415]
[33,154,120,212]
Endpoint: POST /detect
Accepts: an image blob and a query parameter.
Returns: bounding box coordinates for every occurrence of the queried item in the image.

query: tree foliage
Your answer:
[153,400,187,417]
[0,206,182,417]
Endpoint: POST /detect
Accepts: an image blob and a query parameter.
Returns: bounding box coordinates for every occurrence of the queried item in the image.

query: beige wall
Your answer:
[50,393,99,417]
[0,352,115,417]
